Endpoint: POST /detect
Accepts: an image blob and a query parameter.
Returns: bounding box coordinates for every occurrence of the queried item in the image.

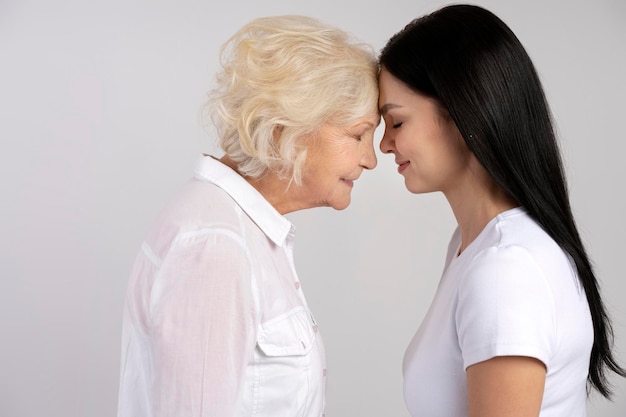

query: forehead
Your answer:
[345,112,381,130]
[378,69,419,105]
[315,114,379,138]
[378,69,445,116]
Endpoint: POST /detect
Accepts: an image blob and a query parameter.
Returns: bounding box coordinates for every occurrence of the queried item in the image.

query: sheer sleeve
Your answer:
[148,229,257,416]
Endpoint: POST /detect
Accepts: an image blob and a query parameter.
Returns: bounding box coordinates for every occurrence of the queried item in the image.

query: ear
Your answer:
[272,124,285,145]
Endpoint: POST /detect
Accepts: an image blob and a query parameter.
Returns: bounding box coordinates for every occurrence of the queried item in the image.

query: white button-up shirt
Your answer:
[118,156,326,417]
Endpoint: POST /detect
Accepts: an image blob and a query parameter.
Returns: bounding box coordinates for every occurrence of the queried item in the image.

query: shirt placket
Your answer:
[285,228,327,416]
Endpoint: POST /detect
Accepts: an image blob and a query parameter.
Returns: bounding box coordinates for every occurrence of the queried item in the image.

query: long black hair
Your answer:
[379,4,625,397]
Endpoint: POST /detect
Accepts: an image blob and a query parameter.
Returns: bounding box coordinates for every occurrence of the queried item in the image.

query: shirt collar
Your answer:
[193,155,294,247]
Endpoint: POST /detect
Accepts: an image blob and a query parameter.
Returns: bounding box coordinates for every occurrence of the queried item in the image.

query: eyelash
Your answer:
[392,122,403,129]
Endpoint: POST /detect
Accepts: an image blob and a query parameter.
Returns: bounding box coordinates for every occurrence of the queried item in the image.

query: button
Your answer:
[323,368,327,377]
[295,281,301,289]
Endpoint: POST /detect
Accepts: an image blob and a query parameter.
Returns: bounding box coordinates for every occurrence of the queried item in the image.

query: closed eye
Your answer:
[393,122,403,129]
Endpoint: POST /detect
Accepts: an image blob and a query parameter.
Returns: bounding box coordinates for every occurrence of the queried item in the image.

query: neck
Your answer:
[219,155,304,215]
[444,160,518,255]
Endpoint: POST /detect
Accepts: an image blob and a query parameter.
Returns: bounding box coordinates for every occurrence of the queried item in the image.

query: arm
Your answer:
[467,356,546,417]
[149,230,257,417]
[458,246,555,417]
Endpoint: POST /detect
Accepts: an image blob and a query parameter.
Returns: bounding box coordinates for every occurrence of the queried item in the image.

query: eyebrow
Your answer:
[354,115,381,129]
[379,103,402,115]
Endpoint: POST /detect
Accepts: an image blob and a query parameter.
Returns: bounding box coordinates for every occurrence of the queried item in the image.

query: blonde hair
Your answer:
[205,15,378,183]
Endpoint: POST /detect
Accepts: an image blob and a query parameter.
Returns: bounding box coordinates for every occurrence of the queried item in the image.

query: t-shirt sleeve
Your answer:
[456,245,556,370]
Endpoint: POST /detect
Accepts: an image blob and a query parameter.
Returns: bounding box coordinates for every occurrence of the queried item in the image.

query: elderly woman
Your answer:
[117,16,379,417]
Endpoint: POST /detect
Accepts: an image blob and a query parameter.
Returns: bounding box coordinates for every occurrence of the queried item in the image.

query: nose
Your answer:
[362,142,377,170]
[379,131,395,154]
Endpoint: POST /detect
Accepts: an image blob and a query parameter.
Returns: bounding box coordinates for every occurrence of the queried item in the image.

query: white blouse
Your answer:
[117,155,327,417]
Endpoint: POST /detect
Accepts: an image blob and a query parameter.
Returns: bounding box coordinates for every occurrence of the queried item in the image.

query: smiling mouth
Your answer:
[398,161,410,173]
[341,178,354,187]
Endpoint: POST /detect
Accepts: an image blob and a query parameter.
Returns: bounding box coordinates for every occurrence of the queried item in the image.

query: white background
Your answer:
[1,0,625,415]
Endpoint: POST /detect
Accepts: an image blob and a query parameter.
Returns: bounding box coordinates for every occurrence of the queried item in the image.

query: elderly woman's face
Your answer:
[299,114,379,210]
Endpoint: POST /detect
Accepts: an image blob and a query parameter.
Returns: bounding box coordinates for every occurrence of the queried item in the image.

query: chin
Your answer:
[405,180,430,194]
[330,199,351,211]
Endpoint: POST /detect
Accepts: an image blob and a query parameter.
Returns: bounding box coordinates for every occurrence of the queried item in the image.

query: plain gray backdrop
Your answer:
[2,0,624,415]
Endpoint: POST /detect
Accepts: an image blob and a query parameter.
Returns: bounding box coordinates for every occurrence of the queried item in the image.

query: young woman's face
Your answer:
[299,114,379,210]
[378,69,471,195]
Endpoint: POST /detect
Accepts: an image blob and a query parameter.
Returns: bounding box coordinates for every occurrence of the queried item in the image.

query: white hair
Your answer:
[204,15,378,183]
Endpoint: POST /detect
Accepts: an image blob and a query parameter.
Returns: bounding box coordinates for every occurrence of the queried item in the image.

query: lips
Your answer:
[341,178,354,188]
[397,160,410,173]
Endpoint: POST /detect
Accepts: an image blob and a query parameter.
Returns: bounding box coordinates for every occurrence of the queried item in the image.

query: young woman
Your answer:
[117,15,379,416]
[378,5,625,417]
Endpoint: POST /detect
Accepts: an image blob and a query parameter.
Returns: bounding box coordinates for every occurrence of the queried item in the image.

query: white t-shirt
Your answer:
[403,207,592,417]
[117,155,326,417]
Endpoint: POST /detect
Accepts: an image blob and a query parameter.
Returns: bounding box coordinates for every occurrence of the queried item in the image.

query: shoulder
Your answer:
[461,208,571,280]
[458,209,564,304]
[455,212,561,342]
[143,179,249,260]
[492,209,564,257]
[459,244,553,307]
[484,209,576,287]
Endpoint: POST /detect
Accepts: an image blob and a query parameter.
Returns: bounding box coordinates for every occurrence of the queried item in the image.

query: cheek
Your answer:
[394,132,421,158]
[329,146,359,169]
[444,131,470,164]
